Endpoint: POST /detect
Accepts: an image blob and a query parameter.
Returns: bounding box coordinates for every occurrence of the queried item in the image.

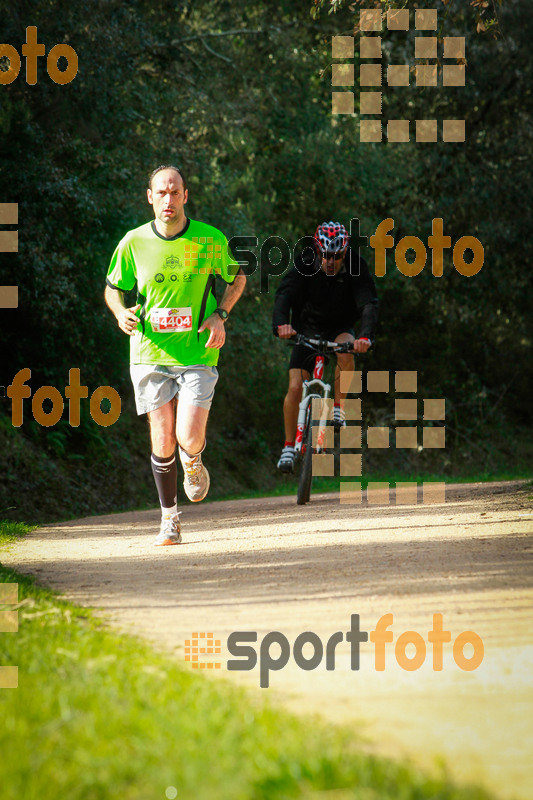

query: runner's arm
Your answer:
[217,268,247,316]
[104,285,140,337]
[198,268,246,349]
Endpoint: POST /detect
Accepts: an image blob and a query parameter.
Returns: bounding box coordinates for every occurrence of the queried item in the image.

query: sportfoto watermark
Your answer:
[6,368,121,427]
[186,613,484,688]
[311,370,446,506]
[0,27,78,85]
[332,7,467,143]
[230,217,484,292]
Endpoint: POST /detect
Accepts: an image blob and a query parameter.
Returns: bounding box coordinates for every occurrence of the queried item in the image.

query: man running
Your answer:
[272,221,379,472]
[105,165,245,544]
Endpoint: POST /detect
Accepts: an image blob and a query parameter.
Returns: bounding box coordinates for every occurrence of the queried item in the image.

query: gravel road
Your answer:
[4,480,532,800]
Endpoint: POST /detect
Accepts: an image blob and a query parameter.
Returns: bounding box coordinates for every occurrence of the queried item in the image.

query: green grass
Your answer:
[0,520,36,546]
[216,470,532,504]
[0,539,500,800]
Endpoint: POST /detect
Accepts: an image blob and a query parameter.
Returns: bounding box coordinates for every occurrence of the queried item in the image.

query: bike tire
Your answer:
[297,414,313,505]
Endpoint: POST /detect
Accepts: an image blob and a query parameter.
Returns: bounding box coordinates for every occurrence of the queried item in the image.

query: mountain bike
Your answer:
[289,334,354,505]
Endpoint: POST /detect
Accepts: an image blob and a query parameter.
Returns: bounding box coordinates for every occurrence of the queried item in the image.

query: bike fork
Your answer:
[295,383,332,455]
[295,394,311,454]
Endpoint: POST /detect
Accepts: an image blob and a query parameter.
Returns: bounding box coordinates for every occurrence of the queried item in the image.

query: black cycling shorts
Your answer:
[288,327,355,373]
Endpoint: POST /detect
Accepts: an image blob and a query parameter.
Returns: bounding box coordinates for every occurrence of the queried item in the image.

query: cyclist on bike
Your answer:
[272,221,379,472]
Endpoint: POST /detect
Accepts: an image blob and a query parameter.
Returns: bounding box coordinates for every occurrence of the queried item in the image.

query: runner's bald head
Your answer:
[148,165,187,191]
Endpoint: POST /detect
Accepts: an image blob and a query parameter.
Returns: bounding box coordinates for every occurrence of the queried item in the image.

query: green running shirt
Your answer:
[106,219,239,366]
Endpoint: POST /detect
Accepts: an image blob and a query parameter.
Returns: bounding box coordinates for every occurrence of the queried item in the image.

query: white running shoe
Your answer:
[179,447,210,502]
[277,445,296,473]
[154,512,182,546]
[332,406,346,427]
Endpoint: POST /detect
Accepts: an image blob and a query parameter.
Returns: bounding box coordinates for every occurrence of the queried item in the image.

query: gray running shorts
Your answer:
[129,364,219,415]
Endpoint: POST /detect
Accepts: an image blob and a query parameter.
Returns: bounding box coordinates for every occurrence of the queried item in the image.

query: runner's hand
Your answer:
[353,337,371,353]
[199,314,226,349]
[117,304,141,336]
[277,324,297,339]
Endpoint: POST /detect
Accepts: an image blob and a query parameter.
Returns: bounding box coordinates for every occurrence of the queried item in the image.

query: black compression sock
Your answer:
[151,453,178,509]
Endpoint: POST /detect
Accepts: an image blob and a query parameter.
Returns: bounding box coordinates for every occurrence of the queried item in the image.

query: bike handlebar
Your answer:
[289,334,356,354]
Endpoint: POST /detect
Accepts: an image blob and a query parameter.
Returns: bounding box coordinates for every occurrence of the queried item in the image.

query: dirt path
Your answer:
[4,480,532,799]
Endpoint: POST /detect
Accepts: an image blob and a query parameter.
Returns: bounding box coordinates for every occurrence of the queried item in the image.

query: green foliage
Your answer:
[0,520,35,545]
[0,0,531,520]
[310,0,503,33]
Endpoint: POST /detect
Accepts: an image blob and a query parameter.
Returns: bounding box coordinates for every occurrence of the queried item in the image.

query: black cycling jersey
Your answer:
[272,246,379,340]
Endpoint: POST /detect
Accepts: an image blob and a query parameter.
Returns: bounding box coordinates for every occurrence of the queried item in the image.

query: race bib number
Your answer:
[151,307,193,333]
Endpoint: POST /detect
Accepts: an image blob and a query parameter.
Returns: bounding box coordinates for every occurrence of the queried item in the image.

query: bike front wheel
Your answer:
[297,414,313,505]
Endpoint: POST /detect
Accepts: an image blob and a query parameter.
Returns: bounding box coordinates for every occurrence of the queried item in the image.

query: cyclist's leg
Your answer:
[285,342,315,441]
[284,368,309,442]
[279,346,313,471]
[333,331,355,406]
[278,368,309,472]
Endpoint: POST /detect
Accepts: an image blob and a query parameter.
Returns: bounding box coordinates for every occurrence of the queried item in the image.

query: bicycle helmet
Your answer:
[313,221,349,255]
